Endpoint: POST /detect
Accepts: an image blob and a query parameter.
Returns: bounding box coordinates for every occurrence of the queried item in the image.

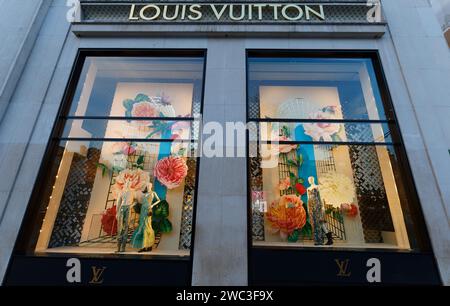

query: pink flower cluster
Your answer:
[154,156,188,189]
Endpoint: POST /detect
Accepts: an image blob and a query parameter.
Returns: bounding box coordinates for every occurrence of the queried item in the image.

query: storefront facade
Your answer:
[0,0,449,286]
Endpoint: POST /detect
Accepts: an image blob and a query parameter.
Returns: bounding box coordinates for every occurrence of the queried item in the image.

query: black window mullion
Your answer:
[61,116,197,121]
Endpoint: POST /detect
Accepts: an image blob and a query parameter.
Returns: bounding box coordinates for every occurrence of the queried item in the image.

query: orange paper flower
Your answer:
[112,168,149,198]
[267,195,307,237]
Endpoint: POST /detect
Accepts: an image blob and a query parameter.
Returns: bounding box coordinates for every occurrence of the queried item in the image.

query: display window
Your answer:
[18,51,205,258]
[247,52,426,250]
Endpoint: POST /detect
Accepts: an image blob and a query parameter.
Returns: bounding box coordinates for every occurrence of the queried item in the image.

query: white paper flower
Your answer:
[318,172,355,208]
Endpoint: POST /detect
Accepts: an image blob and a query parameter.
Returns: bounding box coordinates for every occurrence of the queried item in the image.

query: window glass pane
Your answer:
[35,140,198,255]
[28,54,205,257]
[249,143,411,249]
[62,119,196,141]
[255,121,394,144]
[248,55,417,250]
[68,57,204,117]
[248,58,391,120]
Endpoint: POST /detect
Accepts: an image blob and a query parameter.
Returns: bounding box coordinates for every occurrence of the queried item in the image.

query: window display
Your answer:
[26,54,205,257]
[248,54,418,249]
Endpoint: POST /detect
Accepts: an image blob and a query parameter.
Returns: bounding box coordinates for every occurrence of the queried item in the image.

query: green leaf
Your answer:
[287,160,298,167]
[160,219,173,233]
[153,200,169,218]
[136,155,145,165]
[300,221,312,238]
[96,162,109,178]
[331,133,342,142]
[297,154,304,167]
[297,178,304,184]
[151,200,172,234]
[289,172,297,180]
[112,166,124,173]
[288,229,299,242]
[151,219,161,233]
[177,148,186,156]
[281,126,290,138]
[123,99,135,110]
[135,93,150,102]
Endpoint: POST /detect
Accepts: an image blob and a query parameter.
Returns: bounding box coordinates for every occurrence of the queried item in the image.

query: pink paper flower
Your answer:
[303,110,341,141]
[112,142,136,155]
[171,119,191,132]
[154,156,188,189]
[271,132,298,154]
[131,101,159,126]
[171,118,191,140]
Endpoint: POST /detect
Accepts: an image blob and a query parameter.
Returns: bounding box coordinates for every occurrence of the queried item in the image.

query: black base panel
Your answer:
[5,255,191,286]
[250,248,441,285]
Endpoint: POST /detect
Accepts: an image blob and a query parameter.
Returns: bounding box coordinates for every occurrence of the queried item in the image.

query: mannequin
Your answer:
[131,183,161,252]
[307,176,333,245]
[116,180,138,252]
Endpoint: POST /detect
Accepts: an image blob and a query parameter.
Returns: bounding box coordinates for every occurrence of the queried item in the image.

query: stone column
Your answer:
[192,38,248,285]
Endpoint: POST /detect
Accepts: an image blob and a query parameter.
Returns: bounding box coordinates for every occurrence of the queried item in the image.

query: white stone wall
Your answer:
[430,0,450,30]
[0,0,72,283]
[0,0,50,121]
[0,0,449,285]
[382,0,450,284]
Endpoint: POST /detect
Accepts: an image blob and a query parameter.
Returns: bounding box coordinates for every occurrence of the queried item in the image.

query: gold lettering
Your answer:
[140,4,161,21]
[188,4,202,21]
[269,4,282,20]
[305,5,325,21]
[281,4,303,21]
[229,5,246,21]
[210,4,228,20]
[253,4,265,20]
[163,5,179,21]
[335,259,351,277]
[89,266,106,284]
[127,3,326,23]
[129,4,139,20]
[180,5,187,20]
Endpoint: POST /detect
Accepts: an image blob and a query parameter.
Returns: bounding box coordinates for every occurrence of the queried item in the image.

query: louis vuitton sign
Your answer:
[129,3,326,22]
[79,2,378,24]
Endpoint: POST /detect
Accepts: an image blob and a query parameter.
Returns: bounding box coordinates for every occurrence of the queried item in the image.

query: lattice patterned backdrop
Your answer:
[49,147,100,248]
[344,123,395,243]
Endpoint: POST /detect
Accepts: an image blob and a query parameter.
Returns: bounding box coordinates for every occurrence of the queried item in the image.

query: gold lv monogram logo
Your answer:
[335,259,351,277]
[89,266,106,284]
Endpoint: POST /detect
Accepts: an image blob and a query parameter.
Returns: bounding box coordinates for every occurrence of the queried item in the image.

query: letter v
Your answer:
[210,4,228,20]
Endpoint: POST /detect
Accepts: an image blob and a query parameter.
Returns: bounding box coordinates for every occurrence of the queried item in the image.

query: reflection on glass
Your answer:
[248,56,414,250]
[62,119,195,141]
[36,140,197,256]
[256,122,393,143]
[31,55,205,257]
[248,58,391,121]
[250,143,410,249]
[69,57,204,117]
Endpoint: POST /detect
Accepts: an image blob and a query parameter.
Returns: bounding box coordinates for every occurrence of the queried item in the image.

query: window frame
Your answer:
[8,49,207,285]
[245,49,433,254]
